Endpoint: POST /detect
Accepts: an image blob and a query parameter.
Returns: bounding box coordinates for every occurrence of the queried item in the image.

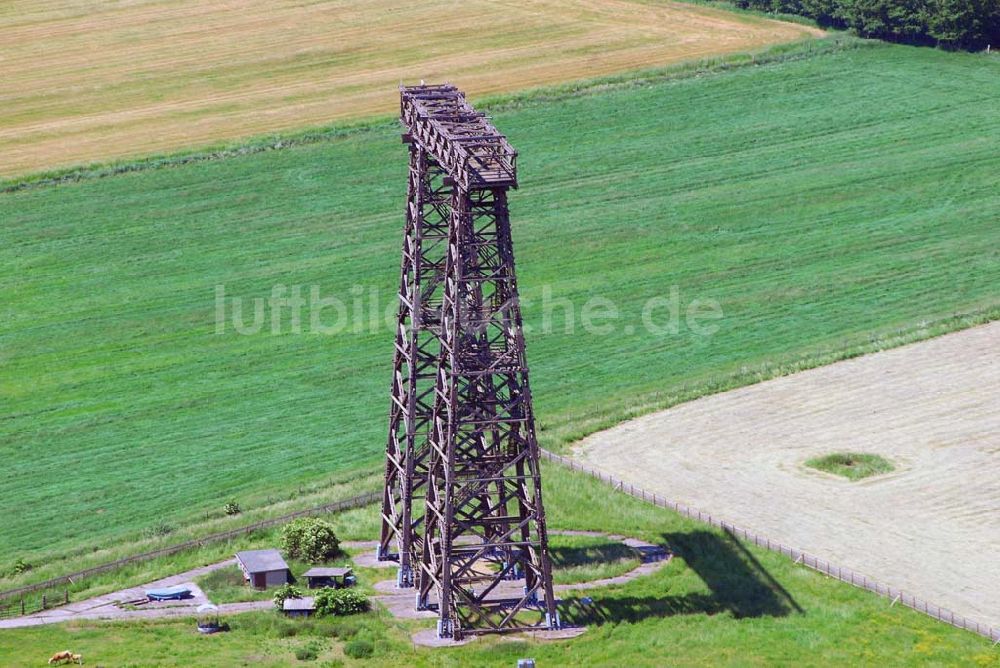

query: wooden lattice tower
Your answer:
[379,84,559,639]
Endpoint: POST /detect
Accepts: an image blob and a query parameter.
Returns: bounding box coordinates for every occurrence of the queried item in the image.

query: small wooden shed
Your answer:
[235,549,290,589]
[283,596,316,617]
[302,566,353,589]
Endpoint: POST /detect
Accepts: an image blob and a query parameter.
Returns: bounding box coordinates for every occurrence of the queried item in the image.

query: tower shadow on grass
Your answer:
[549,541,638,570]
[560,529,803,626]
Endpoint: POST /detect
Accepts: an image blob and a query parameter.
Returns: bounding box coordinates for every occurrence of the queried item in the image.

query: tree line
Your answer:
[733,0,999,50]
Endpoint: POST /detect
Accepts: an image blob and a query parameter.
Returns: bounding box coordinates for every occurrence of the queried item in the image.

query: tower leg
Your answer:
[379,147,452,585]
[418,187,557,637]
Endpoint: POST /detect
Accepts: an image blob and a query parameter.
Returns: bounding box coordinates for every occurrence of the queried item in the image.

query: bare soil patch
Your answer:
[575,321,1000,628]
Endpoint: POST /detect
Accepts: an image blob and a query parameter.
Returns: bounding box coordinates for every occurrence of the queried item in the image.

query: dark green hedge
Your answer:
[734,0,999,50]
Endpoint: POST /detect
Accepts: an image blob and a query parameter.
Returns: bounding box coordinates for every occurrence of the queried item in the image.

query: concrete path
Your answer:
[0,558,272,629]
[372,530,671,620]
[1,532,670,632]
[1,539,433,629]
[374,530,669,647]
[575,321,1000,628]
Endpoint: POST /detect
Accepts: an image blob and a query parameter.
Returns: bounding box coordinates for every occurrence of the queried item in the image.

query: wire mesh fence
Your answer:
[540,449,1000,644]
[0,589,69,620]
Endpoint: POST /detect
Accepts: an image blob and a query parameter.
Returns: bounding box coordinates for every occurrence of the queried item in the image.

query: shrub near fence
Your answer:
[0,491,380,610]
[539,449,1000,645]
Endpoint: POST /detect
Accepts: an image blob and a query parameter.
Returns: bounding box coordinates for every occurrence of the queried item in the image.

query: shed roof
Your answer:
[283,596,316,611]
[303,567,352,578]
[235,549,288,573]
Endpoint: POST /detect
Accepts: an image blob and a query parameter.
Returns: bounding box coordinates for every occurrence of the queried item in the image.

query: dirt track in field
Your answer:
[574,321,1000,628]
[0,0,820,177]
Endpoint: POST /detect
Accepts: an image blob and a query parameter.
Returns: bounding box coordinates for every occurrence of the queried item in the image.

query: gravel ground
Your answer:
[575,321,1000,628]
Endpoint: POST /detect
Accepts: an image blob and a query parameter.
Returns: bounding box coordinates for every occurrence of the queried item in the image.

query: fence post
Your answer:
[41,594,47,610]
[20,597,24,615]
[65,589,69,605]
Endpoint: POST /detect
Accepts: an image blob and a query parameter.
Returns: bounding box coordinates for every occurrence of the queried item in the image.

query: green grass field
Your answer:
[2,39,998,571]
[1,465,995,666]
[196,565,276,605]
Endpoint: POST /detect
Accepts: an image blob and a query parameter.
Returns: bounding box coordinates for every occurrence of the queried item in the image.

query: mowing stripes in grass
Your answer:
[1,43,998,565]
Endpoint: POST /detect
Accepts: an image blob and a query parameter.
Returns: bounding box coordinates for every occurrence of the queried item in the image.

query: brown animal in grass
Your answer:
[48,650,83,665]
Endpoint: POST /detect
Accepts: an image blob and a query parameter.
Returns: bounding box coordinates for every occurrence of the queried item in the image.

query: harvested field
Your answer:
[575,322,1000,628]
[0,0,820,177]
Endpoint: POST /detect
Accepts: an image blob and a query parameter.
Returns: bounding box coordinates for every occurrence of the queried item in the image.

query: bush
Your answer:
[327,617,362,639]
[805,452,894,480]
[343,639,374,659]
[12,558,31,575]
[295,645,319,661]
[281,518,340,563]
[273,583,304,611]
[277,622,299,638]
[313,588,369,617]
[143,522,174,538]
[224,499,241,516]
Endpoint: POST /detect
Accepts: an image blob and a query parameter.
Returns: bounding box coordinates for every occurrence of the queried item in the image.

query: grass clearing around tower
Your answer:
[0,464,995,665]
[549,534,641,585]
[806,452,895,481]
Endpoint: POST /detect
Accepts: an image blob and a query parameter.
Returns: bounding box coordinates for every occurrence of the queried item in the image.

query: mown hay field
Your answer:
[1,41,998,570]
[577,322,1000,628]
[0,0,819,177]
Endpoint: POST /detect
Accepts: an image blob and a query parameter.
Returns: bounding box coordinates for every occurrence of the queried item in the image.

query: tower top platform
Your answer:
[400,84,517,189]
